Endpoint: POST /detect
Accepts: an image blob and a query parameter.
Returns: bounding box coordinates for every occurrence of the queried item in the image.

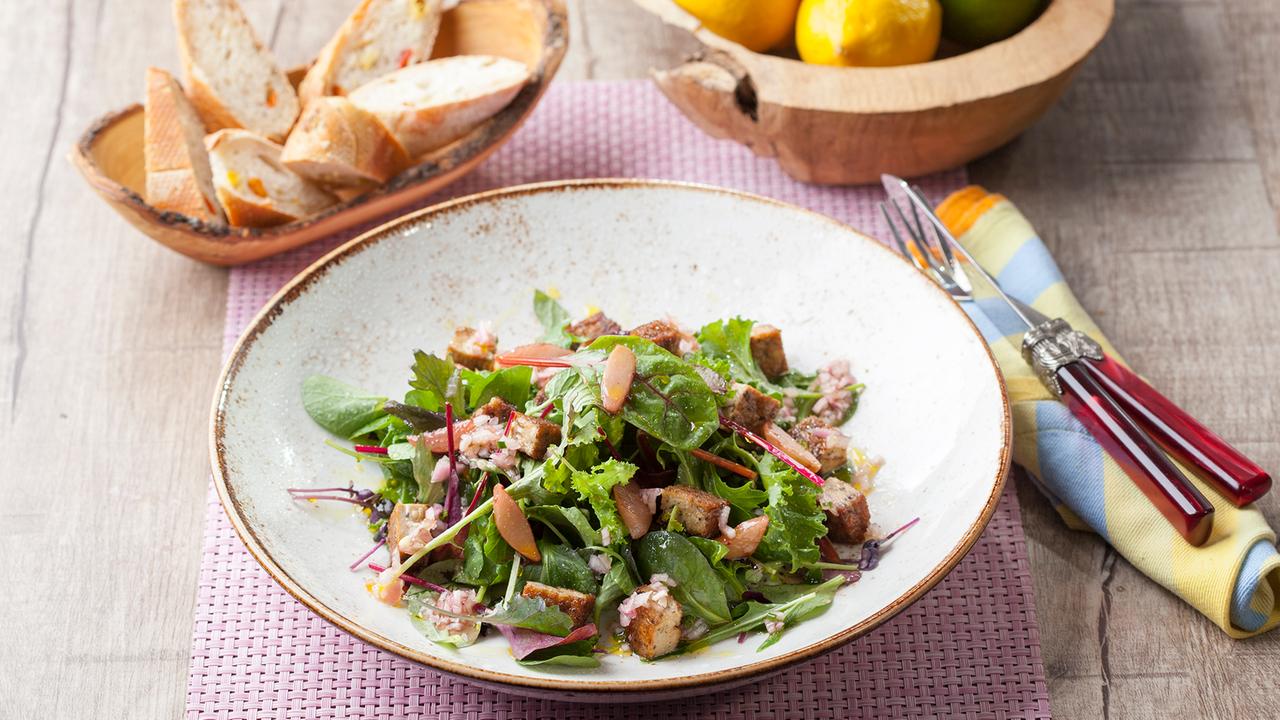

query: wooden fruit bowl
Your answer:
[633,0,1112,185]
[71,0,567,266]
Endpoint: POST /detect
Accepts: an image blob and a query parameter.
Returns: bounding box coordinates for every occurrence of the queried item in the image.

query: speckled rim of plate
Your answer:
[208,178,1013,694]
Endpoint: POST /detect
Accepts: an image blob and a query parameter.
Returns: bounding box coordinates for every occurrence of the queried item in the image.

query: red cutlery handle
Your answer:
[1083,355,1271,507]
[1057,362,1215,546]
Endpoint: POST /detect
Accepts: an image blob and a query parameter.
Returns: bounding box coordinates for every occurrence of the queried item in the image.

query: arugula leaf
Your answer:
[695,318,770,387]
[583,336,720,450]
[570,459,637,545]
[483,594,575,636]
[409,351,465,411]
[533,540,598,595]
[687,576,844,651]
[533,290,575,347]
[467,365,534,409]
[634,531,732,624]
[404,588,482,648]
[302,375,388,439]
[709,474,767,523]
[752,454,827,572]
[526,505,601,547]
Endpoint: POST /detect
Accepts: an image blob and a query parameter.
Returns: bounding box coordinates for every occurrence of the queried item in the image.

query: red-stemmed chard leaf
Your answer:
[496,623,597,660]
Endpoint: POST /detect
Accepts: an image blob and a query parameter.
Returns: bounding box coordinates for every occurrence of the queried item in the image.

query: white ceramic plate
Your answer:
[211,180,1011,701]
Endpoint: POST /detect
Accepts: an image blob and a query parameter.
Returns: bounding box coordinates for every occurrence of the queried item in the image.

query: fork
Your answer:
[879,184,1221,546]
[878,181,1270,508]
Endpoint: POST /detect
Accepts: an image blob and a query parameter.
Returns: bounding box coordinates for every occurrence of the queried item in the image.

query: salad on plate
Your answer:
[293,291,913,666]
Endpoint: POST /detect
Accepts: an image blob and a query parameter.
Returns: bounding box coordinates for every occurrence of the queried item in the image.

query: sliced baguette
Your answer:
[347,55,530,157]
[173,0,299,142]
[298,0,444,106]
[205,130,337,227]
[280,97,411,188]
[144,67,225,223]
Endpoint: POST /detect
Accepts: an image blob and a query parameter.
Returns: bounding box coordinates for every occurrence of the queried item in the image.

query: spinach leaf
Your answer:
[518,651,600,667]
[688,536,745,602]
[752,455,827,572]
[469,365,534,409]
[533,290,575,347]
[595,558,638,620]
[526,505,601,547]
[484,594,575,636]
[409,351,466,411]
[634,531,731,624]
[583,336,719,450]
[302,375,388,439]
[404,588,482,648]
[533,540,598,595]
[570,459,637,546]
[455,513,513,587]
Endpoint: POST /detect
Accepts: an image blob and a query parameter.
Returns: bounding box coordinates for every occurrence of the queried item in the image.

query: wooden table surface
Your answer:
[2,0,1278,717]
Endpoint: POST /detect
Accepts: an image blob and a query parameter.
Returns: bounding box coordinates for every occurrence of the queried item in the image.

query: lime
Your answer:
[938,0,1044,47]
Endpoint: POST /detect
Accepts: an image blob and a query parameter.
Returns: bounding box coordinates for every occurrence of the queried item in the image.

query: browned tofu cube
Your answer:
[566,311,622,344]
[448,326,497,370]
[791,417,851,475]
[623,582,684,659]
[507,411,562,459]
[659,485,729,538]
[749,323,788,379]
[475,396,515,423]
[521,581,596,628]
[725,383,781,431]
[386,503,435,565]
[628,319,683,354]
[819,479,871,544]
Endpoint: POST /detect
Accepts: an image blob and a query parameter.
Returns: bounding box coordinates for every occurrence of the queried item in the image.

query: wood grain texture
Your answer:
[1,0,1278,718]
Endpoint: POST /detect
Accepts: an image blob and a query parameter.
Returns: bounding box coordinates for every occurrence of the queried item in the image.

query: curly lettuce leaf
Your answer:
[570,459,637,546]
[752,454,827,572]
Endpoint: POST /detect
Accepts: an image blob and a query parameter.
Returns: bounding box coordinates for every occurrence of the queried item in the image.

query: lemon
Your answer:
[673,0,802,52]
[796,0,942,67]
[938,0,1043,47]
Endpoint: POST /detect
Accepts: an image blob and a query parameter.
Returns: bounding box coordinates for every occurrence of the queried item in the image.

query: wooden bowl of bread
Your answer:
[72,0,567,266]
[631,0,1112,185]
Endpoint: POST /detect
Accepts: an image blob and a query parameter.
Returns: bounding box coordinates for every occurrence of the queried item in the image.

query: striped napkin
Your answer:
[936,186,1280,637]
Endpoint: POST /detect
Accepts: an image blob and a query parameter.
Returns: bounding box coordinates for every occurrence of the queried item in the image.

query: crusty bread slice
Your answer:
[280,97,411,188]
[173,0,299,142]
[347,55,530,157]
[144,67,225,223]
[298,0,444,106]
[205,129,337,227]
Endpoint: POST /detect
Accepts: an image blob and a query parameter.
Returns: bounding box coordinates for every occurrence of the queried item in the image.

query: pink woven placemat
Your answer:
[188,80,1051,719]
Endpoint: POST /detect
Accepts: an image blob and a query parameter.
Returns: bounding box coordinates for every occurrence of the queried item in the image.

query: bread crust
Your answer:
[348,55,530,157]
[298,0,443,106]
[144,67,224,222]
[172,0,299,142]
[282,97,411,187]
[206,129,336,227]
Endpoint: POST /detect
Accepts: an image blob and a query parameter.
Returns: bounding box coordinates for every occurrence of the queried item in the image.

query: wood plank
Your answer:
[972,2,1280,718]
[4,0,1279,719]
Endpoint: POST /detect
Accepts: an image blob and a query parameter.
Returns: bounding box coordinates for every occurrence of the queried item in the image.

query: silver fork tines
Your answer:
[878,193,972,301]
